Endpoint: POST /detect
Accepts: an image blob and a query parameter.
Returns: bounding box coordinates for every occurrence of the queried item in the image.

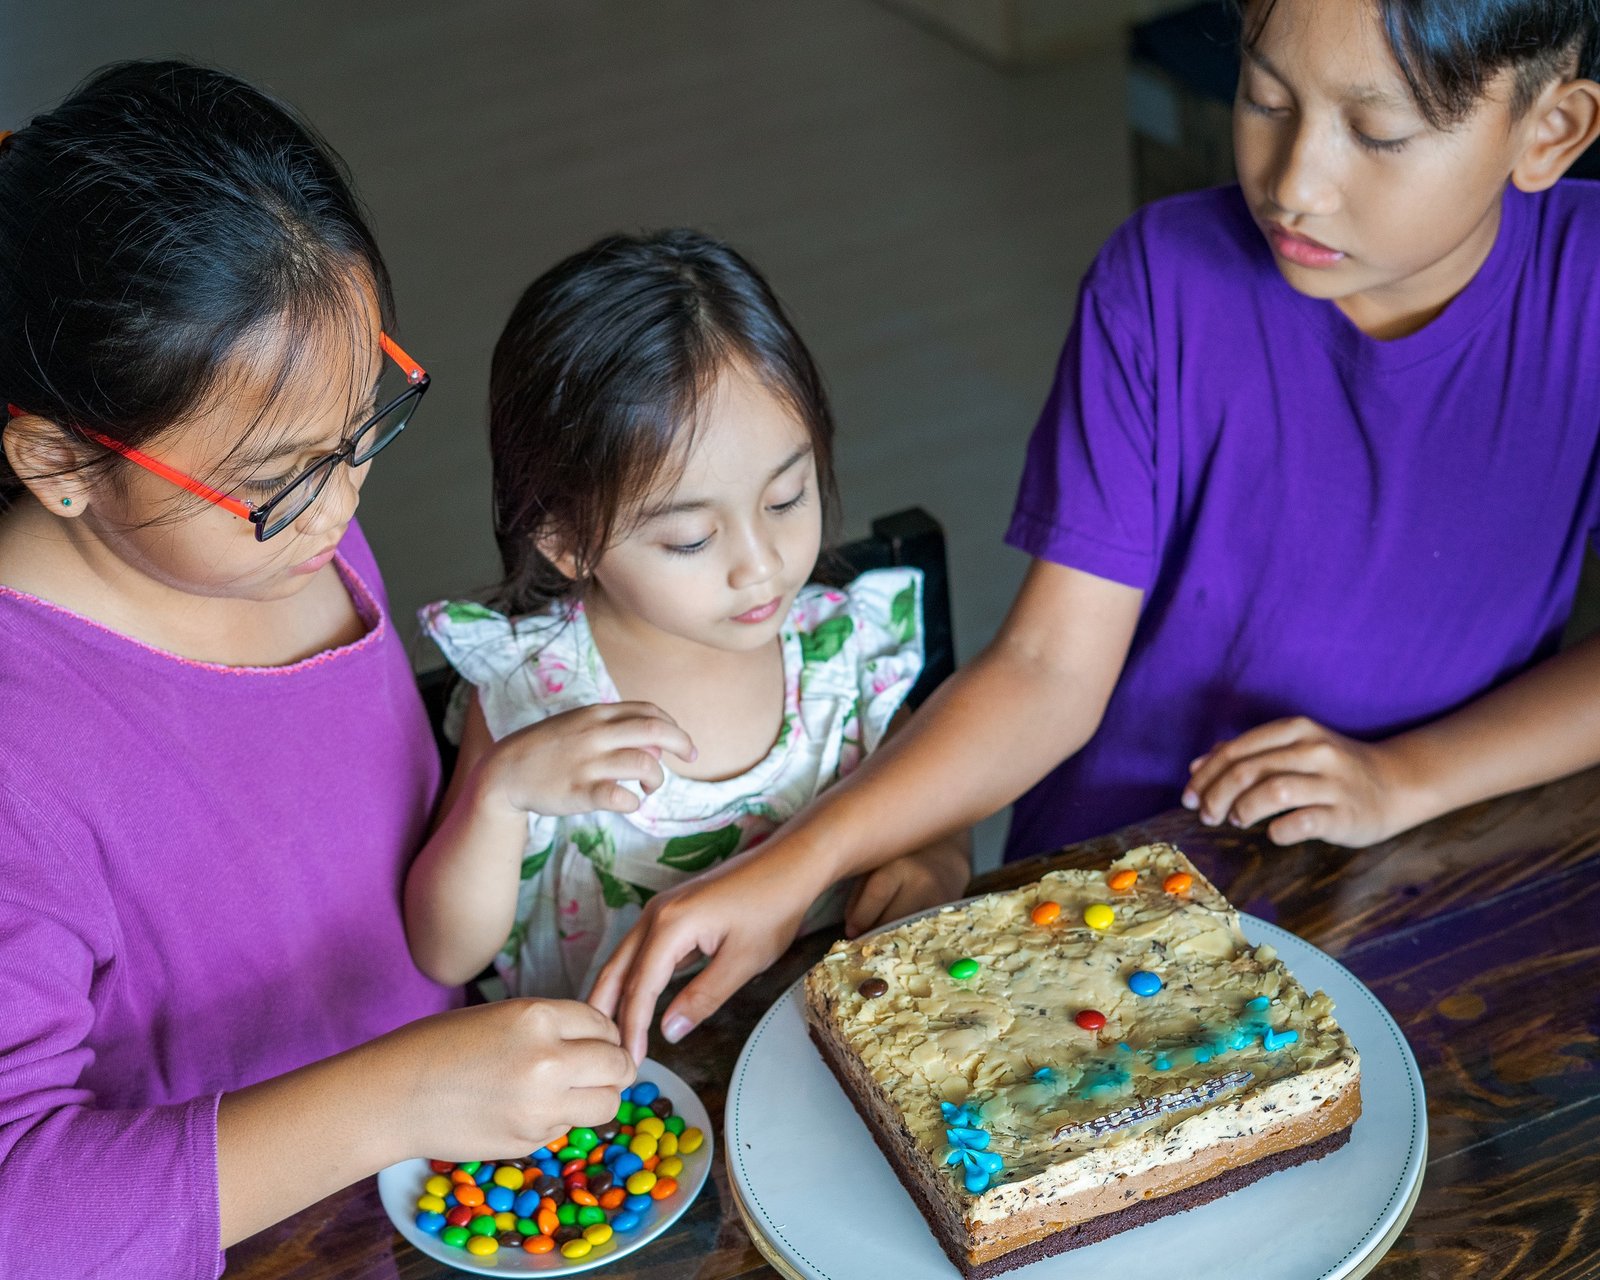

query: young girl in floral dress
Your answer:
[405,230,969,1002]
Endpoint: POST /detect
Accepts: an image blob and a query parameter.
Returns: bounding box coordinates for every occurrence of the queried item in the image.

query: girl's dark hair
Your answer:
[1241,0,1600,127]
[0,59,393,508]
[489,229,838,615]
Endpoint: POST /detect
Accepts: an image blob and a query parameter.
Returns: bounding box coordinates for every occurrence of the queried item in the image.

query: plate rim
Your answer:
[377,1055,715,1276]
[726,912,1426,1280]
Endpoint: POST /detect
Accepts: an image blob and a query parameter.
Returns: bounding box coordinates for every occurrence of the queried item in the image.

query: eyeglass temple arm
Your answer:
[380,333,427,384]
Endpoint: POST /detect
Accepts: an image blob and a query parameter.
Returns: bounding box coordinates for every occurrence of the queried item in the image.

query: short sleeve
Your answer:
[419,600,593,741]
[1005,244,1158,590]
[793,568,925,755]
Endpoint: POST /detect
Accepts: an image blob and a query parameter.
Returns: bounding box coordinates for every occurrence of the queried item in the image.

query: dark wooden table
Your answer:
[229,765,1600,1279]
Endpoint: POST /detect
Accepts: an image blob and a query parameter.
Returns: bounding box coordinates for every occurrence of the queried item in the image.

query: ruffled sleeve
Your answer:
[419,600,595,742]
[792,567,925,755]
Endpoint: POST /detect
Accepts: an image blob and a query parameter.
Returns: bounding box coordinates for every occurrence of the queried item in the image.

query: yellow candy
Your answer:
[493,1211,516,1231]
[635,1116,666,1139]
[679,1127,704,1154]
[1084,903,1115,931]
[424,1174,452,1199]
[466,1236,498,1257]
[658,1155,684,1177]
[492,1165,523,1190]
[625,1170,657,1196]
[561,1239,593,1259]
[584,1224,614,1245]
[628,1134,658,1159]
[658,1132,678,1157]
[415,1193,446,1215]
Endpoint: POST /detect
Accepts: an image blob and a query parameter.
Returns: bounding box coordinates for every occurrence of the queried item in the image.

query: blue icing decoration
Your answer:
[1033,1067,1055,1081]
[1246,996,1271,1012]
[940,1101,982,1128]
[943,1106,1004,1193]
[946,1126,990,1149]
[1263,1028,1300,1052]
[1153,1055,1171,1071]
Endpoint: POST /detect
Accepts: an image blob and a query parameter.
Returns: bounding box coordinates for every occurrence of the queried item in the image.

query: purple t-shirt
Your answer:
[1005,182,1600,857]
[0,521,457,1279]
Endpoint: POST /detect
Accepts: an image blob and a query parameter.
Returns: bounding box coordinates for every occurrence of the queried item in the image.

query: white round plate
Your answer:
[728,914,1425,1280]
[378,1057,714,1275]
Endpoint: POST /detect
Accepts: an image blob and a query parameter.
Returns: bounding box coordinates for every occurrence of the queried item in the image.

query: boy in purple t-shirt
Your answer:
[590,0,1600,1063]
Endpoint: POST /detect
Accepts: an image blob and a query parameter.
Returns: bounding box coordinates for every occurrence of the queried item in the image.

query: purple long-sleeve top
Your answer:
[0,521,457,1278]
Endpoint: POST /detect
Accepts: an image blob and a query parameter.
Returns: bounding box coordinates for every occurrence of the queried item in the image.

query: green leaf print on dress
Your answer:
[442,601,500,624]
[659,823,742,872]
[890,583,918,644]
[800,615,853,665]
[574,826,650,909]
[521,837,555,881]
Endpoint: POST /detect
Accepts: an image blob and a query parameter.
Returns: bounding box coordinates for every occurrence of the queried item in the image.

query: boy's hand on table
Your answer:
[587,841,827,1064]
[484,702,697,818]
[1183,716,1414,847]
[844,840,971,938]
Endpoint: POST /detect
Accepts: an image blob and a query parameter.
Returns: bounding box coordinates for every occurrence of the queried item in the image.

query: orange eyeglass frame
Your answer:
[6,332,426,528]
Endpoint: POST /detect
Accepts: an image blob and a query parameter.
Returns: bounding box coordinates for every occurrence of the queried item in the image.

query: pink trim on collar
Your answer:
[0,552,386,676]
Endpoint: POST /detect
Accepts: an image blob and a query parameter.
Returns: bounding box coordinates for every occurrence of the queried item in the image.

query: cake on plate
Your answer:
[802,843,1361,1277]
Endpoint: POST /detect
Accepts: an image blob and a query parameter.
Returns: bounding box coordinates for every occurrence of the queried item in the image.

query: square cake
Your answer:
[803,843,1361,1276]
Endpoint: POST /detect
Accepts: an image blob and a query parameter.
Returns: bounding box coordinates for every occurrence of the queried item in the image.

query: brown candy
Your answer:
[857,977,889,999]
[553,1224,582,1245]
[498,1230,525,1247]
[649,1096,674,1119]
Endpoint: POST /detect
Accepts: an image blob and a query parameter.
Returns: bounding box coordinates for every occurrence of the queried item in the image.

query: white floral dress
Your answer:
[420,568,924,999]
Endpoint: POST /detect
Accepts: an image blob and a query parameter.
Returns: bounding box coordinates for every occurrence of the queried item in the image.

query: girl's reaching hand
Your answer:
[1182,716,1416,847]
[484,701,697,818]
[391,998,637,1161]
[843,838,970,938]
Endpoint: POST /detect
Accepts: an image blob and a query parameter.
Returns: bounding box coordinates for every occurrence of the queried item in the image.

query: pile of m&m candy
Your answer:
[411,1080,705,1262]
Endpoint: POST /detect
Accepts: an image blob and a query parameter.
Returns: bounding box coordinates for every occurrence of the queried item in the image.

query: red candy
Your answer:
[560,1158,587,1177]
[445,1206,473,1228]
[1075,1009,1107,1032]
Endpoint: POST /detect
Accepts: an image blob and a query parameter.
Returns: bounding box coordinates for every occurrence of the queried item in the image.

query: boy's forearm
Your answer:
[1382,632,1600,829]
[404,762,528,985]
[784,638,1110,886]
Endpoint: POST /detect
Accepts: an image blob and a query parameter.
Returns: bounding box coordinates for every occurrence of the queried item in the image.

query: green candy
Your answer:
[557,1202,579,1226]
[556,1145,583,1161]
[615,1102,636,1125]
[458,1161,481,1174]
[516,1217,538,1236]
[440,1225,470,1248]
[948,957,980,980]
[664,1115,686,1135]
[569,1127,600,1153]
[577,1205,607,1227]
[468,1216,496,1237]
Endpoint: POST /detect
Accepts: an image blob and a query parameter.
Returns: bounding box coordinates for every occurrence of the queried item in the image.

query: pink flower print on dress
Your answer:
[532,653,568,697]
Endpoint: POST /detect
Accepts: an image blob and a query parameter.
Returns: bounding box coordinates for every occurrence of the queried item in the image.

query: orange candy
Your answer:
[523,1234,556,1254]
[1108,869,1138,892]
[643,1154,660,1171]
[536,1208,560,1237]
[449,1169,475,1186]
[570,1189,599,1207]
[1164,872,1194,895]
[1030,901,1061,926]
[454,1184,485,1208]
[539,1197,557,1215]
[649,1177,679,1200]
[599,1188,627,1210]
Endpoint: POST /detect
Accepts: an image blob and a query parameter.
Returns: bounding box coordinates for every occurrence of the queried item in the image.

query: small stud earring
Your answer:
[60,497,73,507]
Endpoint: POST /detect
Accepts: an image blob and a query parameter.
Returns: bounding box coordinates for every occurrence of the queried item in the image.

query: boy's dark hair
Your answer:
[0,59,393,508]
[489,229,838,615]
[1241,0,1600,127]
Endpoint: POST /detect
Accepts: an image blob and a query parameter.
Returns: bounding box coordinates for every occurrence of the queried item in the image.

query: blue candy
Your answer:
[1127,970,1163,997]
[602,1143,628,1165]
[531,1146,554,1161]
[513,1188,541,1218]
[630,1081,660,1106]
[537,1158,561,1178]
[485,1185,514,1213]
[415,1210,446,1235]
[612,1151,645,1180]
[473,1163,494,1185]
[612,1210,643,1233]
[624,1193,653,1214]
